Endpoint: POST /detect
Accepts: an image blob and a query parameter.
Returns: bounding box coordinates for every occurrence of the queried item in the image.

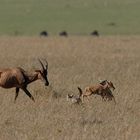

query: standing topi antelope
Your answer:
[0,59,49,102]
[77,80,115,103]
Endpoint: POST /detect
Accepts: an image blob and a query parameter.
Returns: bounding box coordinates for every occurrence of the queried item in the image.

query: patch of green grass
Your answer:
[0,0,140,35]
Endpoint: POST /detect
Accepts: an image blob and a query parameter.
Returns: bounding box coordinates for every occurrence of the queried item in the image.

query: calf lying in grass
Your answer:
[67,91,82,104]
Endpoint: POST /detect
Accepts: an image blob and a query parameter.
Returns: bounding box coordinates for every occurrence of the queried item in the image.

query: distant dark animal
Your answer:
[108,22,116,26]
[40,31,48,37]
[91,30,99,36]
[59,31,68,37]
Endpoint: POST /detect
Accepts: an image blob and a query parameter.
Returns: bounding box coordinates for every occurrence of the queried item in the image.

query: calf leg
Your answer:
[81,95,84,103]
[87,96,90,102]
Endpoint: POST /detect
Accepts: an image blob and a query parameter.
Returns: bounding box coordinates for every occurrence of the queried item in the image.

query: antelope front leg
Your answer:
[22,87,35,102]
[102,96,107,101]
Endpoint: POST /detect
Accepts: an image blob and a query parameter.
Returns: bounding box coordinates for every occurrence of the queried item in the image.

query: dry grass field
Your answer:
[0,36,139,140]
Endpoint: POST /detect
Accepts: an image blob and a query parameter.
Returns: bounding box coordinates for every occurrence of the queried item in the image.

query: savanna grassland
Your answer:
[0,36,139,140]
[0,0,140,35]
[0,0,140,139]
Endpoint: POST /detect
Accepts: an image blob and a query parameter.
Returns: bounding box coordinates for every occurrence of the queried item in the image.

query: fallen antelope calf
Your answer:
[67,91,82,104]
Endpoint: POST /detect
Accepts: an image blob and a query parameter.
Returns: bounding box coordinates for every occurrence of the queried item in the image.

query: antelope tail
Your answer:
[77,87,83,97]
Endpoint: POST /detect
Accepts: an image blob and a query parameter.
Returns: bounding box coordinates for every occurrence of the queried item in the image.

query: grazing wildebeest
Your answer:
[40,31,48,37]
[59,31,68,37]
[108,22,116,26]
[91,30,99,37]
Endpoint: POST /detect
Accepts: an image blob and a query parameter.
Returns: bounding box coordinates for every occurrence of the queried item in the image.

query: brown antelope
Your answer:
[77,80,115,103]
[0,59,49,102]
[102,87,116,104]
[99,80,116,103]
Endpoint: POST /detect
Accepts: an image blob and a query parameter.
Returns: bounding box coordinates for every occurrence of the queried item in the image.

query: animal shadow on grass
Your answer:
[81,118,103,127]
[51,90,61,99]
[33,84,60,101]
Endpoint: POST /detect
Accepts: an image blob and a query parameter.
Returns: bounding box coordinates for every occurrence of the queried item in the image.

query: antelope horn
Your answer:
[38,59,45,70]
[44,59,48,69]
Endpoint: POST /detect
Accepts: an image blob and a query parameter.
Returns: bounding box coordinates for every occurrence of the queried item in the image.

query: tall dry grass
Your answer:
[0,36,139,140]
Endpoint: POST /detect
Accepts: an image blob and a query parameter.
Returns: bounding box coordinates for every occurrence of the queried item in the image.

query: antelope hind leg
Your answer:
[14,88,20,103]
